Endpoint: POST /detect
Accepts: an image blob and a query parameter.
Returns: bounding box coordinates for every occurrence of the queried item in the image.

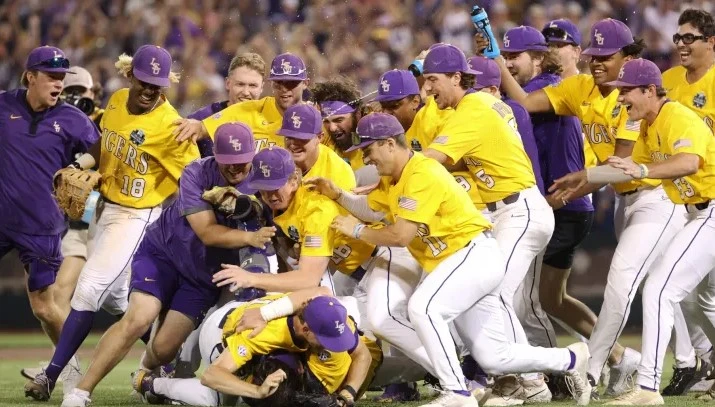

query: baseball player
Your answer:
[328,112,592,407]
[495,19,685,396]
[554,58,715,406]
[311,77,367,171]
[189,52,266,157]
[1,45,99,394]
[174,53,309,149]
[416,44,557,398]
[19,64,106,390]
[660,9,715,395]
[24,45,200,406]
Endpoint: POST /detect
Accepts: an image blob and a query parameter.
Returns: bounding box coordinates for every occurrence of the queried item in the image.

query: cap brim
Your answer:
[315,330,358,353]
[581,47,621,56]
[345,139,376,153]
[277,128,318,140]
[546,38,579,45]
[214,152,255,165]
[35,67,74,74]
[604,80,643,88]
[133,68,170,87]
[462,68,480,75]
[269,74,307,81]
[247,175,290,191]
[373,93,412,102]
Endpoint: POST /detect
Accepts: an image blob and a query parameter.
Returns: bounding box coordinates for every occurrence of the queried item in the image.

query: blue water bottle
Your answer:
[81,190,100,224]
[471,5,500,59]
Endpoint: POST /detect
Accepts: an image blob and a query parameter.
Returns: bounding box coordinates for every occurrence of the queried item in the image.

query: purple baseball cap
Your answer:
[213,122,256,165]
[346,113,405,152]
[132,45,173,87]
[468,56,501,90]
[246,147,296,190]
[302,296,356,353]
[374,70,420,102]
[25,46,73,74]
[423,44,479,75]
[502,26,549,53]
[542,19,581,46]
[277,104,322,140]
[605,58,662,88]
[582,19,634,56]
[269,53,307,81]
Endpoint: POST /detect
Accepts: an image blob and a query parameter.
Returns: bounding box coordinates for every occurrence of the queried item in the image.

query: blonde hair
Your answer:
[228,52,266,77]
[115,53,181,84]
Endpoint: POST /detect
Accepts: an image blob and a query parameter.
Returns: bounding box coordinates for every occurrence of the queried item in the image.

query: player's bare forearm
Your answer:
[613,139,636,158]
[201,365,263,398]
[249,256,328,292]
[643,153,700,179]
[564,182,604,200]
[358,218,417,248]
[198,224,257,249]
[287,286,332,308]
[344,340,372,395]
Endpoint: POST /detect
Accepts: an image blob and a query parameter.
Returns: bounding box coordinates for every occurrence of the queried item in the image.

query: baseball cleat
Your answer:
[24,370,54,401]
[60,356,83,397]
[605,347,639,397]
[564,342,591,405]
[419,391,479,407]
[131,368,164,404]
[604,386,664,405]
[661,356,710,395]
[60,388,92,407]
[484,375,524,406]
[521,374,552,404]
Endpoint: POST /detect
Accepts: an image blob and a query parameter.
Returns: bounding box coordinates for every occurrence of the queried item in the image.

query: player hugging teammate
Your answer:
[14,6,715,407]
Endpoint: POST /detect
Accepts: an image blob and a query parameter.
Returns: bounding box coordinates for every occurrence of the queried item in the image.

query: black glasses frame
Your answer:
[673,33,708,45]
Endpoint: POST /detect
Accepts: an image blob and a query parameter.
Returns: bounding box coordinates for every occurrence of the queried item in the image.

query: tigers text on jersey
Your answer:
[632,101,715,203]
[273,186,375,275]
[203,96,285,151]
[406,96,484,208]
[426,92,536,203]
[377,152,491,272]
[98,89,199,208]
[543,74,660,193]
[662,65,715,134]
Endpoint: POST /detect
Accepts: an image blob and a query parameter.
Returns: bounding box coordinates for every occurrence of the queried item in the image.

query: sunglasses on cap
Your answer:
[30,57,71,69]
[542,27,576,44]
[351,132,371,147]
[673,33,709,45]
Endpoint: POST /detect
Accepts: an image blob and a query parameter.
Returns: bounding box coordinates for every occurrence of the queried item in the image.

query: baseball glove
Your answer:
[202,186,241,214]
[53,168,102,220]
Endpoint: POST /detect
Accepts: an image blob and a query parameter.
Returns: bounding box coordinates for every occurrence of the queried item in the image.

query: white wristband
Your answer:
[259,296,294,322]
[75,153,96,170]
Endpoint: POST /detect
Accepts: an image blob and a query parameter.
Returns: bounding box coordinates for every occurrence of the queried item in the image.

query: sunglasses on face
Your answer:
[542,27,576,45]
[31,57,70,69]
[673,33,708,45]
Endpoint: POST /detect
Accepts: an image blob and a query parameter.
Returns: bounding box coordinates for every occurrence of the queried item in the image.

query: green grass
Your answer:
[0,333,707,406]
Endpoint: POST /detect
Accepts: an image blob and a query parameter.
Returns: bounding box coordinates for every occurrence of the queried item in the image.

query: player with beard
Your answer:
[188,53,267,157]
[174,53,309,151]
[489,19,685,397]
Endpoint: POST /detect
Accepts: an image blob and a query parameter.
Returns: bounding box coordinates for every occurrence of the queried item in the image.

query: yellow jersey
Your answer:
[385,152,491,272]
[304,144,356,191]
[221,294,351,393]
[98,89,199,208]
[543,74,659,193]
[321,129,364,171]
[662,65,715,134]
[273,186,375,275]
[427,92,536,203]
[407,97,484,209]
[631,101,715,203]
[203,97,285,151]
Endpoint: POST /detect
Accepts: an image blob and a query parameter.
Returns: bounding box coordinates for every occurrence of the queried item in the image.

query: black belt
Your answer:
[218,307,238,329]
[619,189,639,196]
[349,247,379,282]
[486,192,520,212]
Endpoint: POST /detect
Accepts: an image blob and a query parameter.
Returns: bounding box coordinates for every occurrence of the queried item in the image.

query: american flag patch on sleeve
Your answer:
[673,139,693,149]
[304,236,323,248]
[625,120,641,132]
[398,196,417,211]
[433,136,448,144]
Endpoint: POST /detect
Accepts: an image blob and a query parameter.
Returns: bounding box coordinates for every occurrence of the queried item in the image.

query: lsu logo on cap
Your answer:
[380,79,390,92]
[503,35,510,48]
[335,320,345,334]
[258,161,271,177]
[150,57,161,75]
[229,135,242,151]
[291,111,302,128]
[280,59,293,74]
[594,29,604,45]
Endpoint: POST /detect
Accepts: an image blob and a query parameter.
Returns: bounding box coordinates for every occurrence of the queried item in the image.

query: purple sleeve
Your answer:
[507,100,545,195]
[72,112,101,153]
[179,161,212,216]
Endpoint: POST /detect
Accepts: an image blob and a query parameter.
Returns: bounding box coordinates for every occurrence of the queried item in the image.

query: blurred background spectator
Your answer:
[0,0,707,115]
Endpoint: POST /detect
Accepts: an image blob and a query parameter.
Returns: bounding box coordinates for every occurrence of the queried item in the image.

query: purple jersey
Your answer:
[144,157,255,285]
[503,99,545,195]
[0,89,100,235]
[188,101,229,158]
[523,73,593,212]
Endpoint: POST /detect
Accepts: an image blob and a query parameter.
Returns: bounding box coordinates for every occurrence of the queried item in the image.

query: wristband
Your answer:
[68,161,81,169]
[259,296,294,322]
[341,385,357,399]
[353,223,366,239]
[638,163,649,179]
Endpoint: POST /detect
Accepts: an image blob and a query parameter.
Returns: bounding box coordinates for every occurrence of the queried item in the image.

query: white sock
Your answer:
[153,377,218,406]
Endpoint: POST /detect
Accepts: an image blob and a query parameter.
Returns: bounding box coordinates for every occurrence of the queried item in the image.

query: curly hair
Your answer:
[242,358,304,407]
[621,38,646,58]
[310,76,362,108]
